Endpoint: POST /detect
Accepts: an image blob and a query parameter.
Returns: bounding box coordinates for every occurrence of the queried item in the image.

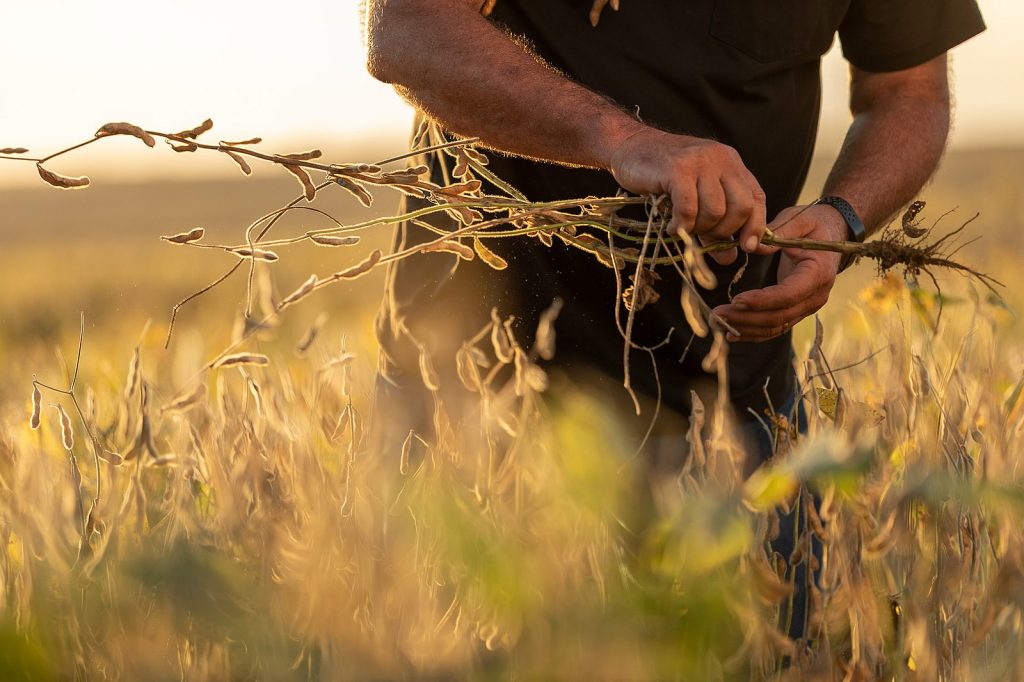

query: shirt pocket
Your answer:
[710,0,847,63]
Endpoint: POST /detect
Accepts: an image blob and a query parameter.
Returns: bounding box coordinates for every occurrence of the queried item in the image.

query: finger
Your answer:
[736,175,766,254]
[728,259,821,312]
[694,177,740,265]
[724,322,792,343]
[694,175,727,237]
[669,179,699,236]
[698,235,738,266]
[755,206,807,256]
[712,302,820,334]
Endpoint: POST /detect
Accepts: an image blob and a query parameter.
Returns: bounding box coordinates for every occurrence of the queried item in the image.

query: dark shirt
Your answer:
[377,0,984,426]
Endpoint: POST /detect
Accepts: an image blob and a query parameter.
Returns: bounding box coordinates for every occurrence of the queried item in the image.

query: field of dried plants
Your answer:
[0,133,1022,680]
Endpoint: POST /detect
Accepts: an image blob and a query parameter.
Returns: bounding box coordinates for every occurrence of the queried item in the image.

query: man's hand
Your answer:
[608,129,767,265]
[711,204,846,342]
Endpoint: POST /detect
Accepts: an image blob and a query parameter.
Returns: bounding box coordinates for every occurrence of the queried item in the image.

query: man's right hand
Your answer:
[607,128,767,265]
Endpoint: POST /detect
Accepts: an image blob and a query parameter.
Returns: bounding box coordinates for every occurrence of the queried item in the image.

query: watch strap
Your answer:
[816,196,866,272]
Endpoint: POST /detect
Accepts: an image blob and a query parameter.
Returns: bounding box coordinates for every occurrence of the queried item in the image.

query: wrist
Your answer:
[594,114,653,172]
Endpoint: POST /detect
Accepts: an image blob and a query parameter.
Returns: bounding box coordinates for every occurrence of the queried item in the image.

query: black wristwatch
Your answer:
[816,196,866,273]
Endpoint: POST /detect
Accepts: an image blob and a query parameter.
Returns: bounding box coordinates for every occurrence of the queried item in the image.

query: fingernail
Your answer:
[732,300,749,311]
[726,333,739,342]
[744,235,759,252]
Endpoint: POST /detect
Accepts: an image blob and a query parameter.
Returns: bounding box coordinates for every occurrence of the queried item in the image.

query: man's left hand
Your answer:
[711,203,846,342]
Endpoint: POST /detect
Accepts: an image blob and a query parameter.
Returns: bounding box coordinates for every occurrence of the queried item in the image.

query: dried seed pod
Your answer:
[452,150,471,178]
[224,150,252,175]
[594,248,625,270]
[701,331,726,373]
[474,239,508,270]
[441,179,482,195]
[535,297,563,361]
[589,0,620,26]
[161,382,207,413]
[749,552,793,605]
[525,365,548,392]
[490,309,514,363]
[681,286,709,338]
[175,118,214,139]
[422,239,475,260]
[36,163,89,189]
[280,275,318,307]
[446,204,483,225]
[418,346,440,392]
[456,344,482,392]
[161,227,205,244]
[56,405,74,450]
[221,137,262,146]
[124,346,141,403]
[464,147,488,164]
[330,249,382,280]
[331,162,382,175]
[399,430,416,474]
[310,234,360,247]
[279,149,323,161]
[334,175,373,207]
[100,449,124,466]
[283,163,317,201]
[683,247,717,290]
[29,385,42,429]
[94,121,156,147]
[169,141,198,153]
[213,353,270,369]
[513,348,528,397]
[807,500,829,543]
[231,247,279,262]
[296,312,328,356]
[382,164,428,179]
[573,233,601,249]
[0,147,29,154]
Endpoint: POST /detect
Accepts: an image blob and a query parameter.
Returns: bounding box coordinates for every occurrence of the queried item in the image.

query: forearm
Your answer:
[365,0,642,170]
[822,57,951,237]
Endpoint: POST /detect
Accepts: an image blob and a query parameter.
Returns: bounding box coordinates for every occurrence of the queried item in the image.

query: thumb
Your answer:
[757,206,812,255]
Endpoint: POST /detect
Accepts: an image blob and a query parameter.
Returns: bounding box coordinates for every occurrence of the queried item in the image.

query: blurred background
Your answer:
[1,0,1022,390]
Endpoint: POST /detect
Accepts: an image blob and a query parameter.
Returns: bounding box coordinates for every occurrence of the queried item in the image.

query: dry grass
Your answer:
[0,143,1022,679]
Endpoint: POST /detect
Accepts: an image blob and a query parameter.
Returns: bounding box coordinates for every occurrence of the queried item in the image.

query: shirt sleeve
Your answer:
[839,0,986,72]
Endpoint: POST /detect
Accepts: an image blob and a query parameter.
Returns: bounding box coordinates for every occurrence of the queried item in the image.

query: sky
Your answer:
[1,0,1021,188]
